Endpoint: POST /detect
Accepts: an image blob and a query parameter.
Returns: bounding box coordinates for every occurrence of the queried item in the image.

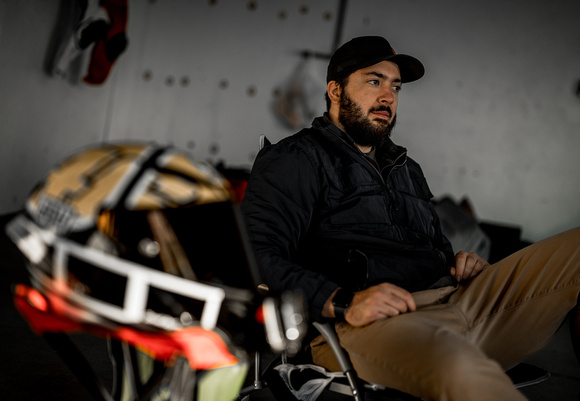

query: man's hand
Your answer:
[450,251,490,282]
[323,283,416,327]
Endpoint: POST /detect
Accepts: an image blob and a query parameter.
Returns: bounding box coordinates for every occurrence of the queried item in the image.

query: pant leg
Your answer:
[312,293,526,400]
[450,227,580,369]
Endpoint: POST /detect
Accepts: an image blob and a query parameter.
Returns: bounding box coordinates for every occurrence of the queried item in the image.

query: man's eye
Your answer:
[369,79,379,86]
[393,85,402,92]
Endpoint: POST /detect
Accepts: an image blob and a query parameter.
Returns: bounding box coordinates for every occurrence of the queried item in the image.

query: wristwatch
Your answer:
[332,288,355,321]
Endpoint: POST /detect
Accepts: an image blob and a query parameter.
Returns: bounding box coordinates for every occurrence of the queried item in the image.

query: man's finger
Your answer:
[384,285,416,312]
[454,251,467,280]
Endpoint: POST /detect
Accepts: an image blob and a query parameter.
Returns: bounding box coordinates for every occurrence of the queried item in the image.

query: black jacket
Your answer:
[241,116,455,321]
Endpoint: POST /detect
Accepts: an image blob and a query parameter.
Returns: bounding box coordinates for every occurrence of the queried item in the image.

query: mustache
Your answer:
[369,105,392,115]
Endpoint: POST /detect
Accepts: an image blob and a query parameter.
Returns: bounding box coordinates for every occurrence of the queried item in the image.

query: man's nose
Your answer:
[379,87,395,104]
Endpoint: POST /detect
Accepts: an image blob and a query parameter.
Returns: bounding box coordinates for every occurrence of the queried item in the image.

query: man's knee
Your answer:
[421,346,517,400]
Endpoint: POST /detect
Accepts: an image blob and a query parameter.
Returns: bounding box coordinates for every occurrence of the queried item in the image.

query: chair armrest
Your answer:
[313,321,363,401]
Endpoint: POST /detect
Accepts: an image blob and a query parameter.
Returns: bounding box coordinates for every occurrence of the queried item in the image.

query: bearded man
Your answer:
[241,36,580,400]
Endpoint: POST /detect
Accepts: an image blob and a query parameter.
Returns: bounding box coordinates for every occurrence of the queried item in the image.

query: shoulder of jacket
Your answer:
[254,128,320,169]
[268,127,332,156]
[404,156,425,175]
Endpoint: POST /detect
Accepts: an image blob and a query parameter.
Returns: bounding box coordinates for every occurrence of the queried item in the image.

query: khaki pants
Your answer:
[311,228,580,401]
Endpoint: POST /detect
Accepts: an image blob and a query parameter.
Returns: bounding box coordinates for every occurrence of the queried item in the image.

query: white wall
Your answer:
[1,0,579,242]
[347,0,580,242]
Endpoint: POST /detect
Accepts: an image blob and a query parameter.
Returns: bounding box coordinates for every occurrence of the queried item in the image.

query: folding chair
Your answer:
[239,136,550,401]
[238,136,419,401]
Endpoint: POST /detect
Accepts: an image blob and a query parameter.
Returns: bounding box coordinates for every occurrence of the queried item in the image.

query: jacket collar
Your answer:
[376,137,407,169]
[313,115,407,168]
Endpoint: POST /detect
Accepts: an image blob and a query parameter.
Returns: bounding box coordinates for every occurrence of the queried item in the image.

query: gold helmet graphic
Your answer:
[26,143,231,234]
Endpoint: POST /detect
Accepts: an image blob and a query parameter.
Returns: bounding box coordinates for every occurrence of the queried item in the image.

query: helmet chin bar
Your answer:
[8,213,310,356]
[55,241,226,330]
[7,215,226,331]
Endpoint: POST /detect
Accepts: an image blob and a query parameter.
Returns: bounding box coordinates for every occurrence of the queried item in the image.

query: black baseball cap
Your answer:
[326,36,425,83]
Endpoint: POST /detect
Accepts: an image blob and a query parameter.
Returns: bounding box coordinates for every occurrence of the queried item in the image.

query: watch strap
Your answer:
[332,288,355,321]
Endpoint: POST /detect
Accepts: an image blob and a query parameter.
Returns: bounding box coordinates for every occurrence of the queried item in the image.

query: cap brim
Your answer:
[329,53,425,83]
[387,54,425,83]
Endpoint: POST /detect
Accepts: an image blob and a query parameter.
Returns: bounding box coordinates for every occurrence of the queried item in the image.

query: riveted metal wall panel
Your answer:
[106,0,337,167]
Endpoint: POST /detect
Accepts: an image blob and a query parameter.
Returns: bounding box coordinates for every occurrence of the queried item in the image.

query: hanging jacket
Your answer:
[241,116,455,321]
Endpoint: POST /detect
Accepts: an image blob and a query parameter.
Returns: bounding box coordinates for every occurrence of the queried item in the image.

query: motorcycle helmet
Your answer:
[7,142,306,401]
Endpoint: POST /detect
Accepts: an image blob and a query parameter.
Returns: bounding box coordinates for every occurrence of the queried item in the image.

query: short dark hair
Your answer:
[325,74,350,112]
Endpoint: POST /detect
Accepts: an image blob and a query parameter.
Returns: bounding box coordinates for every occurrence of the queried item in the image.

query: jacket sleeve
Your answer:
[240,140,338,322]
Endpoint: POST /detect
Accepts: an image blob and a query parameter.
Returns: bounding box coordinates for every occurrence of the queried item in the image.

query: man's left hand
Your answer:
[450,251,490,282]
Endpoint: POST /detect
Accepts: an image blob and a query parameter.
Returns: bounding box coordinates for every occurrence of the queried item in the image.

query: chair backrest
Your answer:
[259,134,272,150]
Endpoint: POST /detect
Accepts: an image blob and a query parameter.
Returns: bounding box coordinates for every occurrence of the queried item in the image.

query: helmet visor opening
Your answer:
[111,201,261,292]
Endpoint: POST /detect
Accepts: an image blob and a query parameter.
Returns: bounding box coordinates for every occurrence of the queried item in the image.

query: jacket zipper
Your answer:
[324,126,407,240]
[380,152,407,241]
[357,144,407,242]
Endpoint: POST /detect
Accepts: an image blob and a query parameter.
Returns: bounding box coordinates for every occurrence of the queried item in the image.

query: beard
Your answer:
[338,90,397,148]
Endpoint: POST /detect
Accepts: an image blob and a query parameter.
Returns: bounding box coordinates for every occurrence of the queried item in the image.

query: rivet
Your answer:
[209,143,220,155]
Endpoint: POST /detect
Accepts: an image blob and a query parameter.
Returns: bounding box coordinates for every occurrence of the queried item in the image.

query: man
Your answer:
[241,36,580,400]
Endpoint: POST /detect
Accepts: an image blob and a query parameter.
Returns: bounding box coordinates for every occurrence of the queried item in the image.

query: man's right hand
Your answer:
[343,283,416,327]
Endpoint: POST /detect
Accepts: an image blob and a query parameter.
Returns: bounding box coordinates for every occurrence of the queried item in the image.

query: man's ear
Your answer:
[327,81,342,105]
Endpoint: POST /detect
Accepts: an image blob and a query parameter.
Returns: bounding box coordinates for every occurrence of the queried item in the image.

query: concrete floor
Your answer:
[1,213,579,400]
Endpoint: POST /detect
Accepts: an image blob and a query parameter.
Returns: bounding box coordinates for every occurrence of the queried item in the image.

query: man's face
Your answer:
[336,61,401,148]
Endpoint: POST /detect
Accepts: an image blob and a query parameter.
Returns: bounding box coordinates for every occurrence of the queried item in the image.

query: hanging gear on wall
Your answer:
[83,0,129,85]
[273,55,326,131]
[47,0,128,85]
